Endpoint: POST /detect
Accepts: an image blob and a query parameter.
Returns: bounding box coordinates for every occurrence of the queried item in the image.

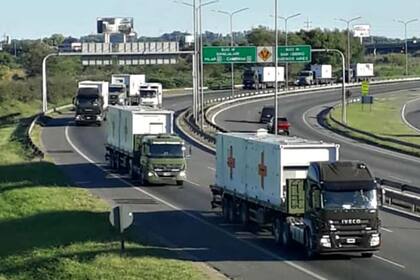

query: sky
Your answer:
[1,0,420,40]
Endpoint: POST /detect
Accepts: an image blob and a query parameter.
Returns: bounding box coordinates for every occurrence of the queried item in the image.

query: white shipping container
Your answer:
[106,106,174,154]
[111,74,146,97]
[253,66,285,83]
[310,64,332,79]
[354,63,374,77]
[215,131,339,207]
[78,81,109,110]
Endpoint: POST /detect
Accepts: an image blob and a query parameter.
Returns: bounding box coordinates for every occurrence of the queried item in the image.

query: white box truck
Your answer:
[139,83,163,108]
[243,66,285,89]
[73,81,109,126]
[110,74,146,105]
[352,63,374,81]
[105,106,187,185]
[210,131,381,257]
[310,64,333,84]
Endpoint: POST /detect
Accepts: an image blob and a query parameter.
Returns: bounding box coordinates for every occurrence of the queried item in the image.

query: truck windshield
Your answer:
[300,71,312,77]
[109,87,124,93]
[149,144,183,158]
[140,90,157,98]
[77,96,99,106]
[322,189,377,210]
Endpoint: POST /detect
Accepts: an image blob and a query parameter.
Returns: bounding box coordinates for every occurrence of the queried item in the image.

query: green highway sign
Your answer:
[203,47,257,64]
[278,45,311,63]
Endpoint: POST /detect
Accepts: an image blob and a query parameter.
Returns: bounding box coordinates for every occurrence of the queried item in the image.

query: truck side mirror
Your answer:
[72,97,75,105]
[185,145,192,159]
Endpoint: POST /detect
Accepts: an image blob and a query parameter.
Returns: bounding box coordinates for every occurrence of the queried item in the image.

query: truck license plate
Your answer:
[163,172,171,176]
[347,238,356,244]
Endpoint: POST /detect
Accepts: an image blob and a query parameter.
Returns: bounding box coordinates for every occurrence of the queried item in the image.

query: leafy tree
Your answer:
[20,42,53,76]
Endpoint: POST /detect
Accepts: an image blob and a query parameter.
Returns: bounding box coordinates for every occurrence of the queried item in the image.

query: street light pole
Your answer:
[312,49,347,123]
[337,16,361,81]
[42,52,58,113]
[279,13,301,92]
[274,0,279,135]
[213,8,249,97]
[174,0,217,125]
[396,18,418,76]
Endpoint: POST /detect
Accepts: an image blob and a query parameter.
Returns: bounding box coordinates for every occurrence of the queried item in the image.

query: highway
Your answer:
[404,97,420,131]
[41,85,420,280]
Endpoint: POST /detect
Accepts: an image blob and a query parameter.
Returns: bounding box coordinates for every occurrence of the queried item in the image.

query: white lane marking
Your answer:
[373,255,406,269]
[381,227,393,233]
[187,180,201,187]
[388,176,411,184]
[401,97,420,134]
[208,167,216,172]
[64,126,327,280]
[302,105,420,165]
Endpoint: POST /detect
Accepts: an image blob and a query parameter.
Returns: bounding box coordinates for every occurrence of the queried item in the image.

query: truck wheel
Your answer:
[273,218,282,244]
[176,180,184,186]
[222,197,230,222]
[281,222,291,247]
[228,199,237,223]
[240,202,249,226]
[304,229,317,259]
[361,253,373,258]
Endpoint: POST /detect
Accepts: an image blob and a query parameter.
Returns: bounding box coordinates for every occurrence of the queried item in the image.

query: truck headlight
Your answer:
[75,115,81,120]
[179,171,186,177]
[370,233,380,247]
[320,235,331,248]
[147,172,154,177]
[96,116,102,121]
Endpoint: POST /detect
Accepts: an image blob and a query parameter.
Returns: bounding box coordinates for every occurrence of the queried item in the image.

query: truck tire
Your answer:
[361,253,373,258]
[304,229,317,259]
[228,199,237,223]
[281,222,291,247]
[240,202,249,226]
[130,161,138,181]
[222,197,230,222]
[273,218,282,244]
[176,180,184,186]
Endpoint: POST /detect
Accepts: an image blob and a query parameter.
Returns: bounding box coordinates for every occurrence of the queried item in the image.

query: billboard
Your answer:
[353,25,370,38]
[97,17,134,34]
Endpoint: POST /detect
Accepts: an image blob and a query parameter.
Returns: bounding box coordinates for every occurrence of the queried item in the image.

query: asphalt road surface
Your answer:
[41,86,420,280]
[404,96,420,131]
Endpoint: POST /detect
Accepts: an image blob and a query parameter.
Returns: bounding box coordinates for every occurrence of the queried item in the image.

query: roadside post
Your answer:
[109,205,133,255]
[361,80,373,111]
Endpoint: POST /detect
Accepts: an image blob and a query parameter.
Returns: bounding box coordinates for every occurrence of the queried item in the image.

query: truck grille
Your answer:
[153,164,183,172]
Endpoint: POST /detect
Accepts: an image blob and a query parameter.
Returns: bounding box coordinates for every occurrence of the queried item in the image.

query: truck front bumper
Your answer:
[315,232,381,254]
[75,114,102,124]
[145,170,186,185]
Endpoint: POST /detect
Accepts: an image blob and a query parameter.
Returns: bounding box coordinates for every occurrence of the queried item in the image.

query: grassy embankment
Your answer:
[329,92,420,156]
[0,102,207,279]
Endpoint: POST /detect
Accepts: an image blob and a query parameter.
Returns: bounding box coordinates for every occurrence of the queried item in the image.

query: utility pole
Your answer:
[304,17,312,30]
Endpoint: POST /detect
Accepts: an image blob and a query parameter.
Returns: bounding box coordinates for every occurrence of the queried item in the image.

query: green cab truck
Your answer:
[105,105,187,185]
[210,130,381,257]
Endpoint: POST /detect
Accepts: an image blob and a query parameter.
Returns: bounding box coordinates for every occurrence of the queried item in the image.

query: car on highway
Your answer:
[267,116,290,135]
[259,105,275,123]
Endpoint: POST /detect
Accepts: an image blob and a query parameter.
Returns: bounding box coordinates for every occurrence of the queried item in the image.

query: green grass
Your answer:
[0,108,208,280]
[330,92,420,155]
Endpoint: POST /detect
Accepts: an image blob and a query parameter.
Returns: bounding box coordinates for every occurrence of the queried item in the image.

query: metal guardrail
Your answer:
[330,105,420,151]
[176,77,420,219]
[26,113,45,159]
